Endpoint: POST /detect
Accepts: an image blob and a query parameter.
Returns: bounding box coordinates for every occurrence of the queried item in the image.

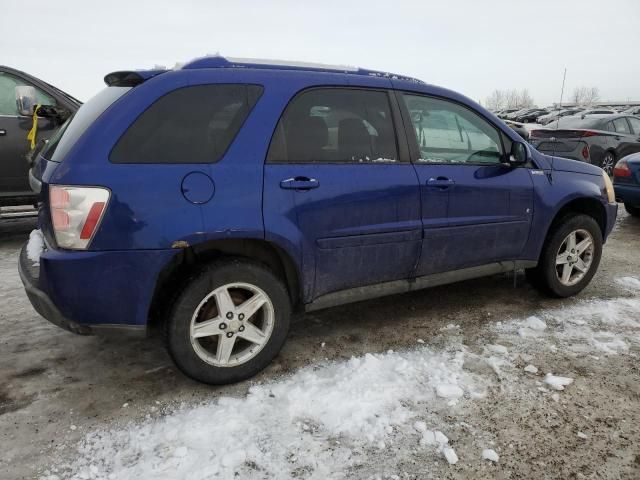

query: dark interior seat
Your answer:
[338,118,372,161]
[286,116,328,162]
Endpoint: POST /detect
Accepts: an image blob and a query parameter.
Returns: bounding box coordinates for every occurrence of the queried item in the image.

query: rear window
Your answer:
[43,87,130,162]
[548,116,605,129]
[110,84,263,164]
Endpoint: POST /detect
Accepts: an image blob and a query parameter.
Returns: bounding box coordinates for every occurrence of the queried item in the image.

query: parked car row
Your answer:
[529,114,640,175]
[494,105,639,126]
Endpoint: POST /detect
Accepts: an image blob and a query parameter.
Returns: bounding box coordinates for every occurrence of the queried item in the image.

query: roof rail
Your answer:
[180,55,423,83]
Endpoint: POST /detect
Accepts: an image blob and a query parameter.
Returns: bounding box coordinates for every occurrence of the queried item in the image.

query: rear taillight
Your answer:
[49,186,110,250]
[613,159,632,178]
[580,130,601,137]
[581,145,590,160]
[529,130,540,138]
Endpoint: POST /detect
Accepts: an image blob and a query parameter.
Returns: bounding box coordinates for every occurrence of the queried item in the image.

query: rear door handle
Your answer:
[0,129,6,136]
[426,177,455,189]
[280,176,320,190]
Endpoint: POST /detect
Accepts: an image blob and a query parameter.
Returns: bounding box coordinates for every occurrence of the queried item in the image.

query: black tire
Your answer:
[165,258,291,385]
[599,151,616,176]
[527,214,603,297]
[625,203,640,217]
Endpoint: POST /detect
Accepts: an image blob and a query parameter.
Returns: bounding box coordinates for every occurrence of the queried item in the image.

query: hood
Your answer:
[622,152,640,164]
[548,155,603,176]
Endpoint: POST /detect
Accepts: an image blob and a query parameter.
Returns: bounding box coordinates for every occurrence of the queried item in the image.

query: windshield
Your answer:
[42,86,131,162]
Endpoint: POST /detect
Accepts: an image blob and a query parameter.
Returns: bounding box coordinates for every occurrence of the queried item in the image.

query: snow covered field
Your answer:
[41,283,640,480]
[2,212,640,480]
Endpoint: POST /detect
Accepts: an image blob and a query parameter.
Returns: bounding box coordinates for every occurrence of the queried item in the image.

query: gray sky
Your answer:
[2,0,639,105]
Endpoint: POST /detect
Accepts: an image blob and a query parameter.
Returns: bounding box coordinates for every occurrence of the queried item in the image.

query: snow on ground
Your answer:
[42,277,640,480]
[26,229,44,266]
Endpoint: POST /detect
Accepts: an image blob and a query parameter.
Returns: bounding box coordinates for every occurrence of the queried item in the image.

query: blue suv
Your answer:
[19,57,618,384]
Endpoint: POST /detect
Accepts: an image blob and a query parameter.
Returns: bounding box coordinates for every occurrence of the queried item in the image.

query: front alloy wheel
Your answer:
[554,229,594,286]
[526,214,602,297]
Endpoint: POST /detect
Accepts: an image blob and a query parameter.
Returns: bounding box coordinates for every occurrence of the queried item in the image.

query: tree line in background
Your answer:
[485,86,600,110]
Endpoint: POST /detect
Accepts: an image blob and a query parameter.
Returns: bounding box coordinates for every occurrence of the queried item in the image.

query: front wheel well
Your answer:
[546,197,607,245]
[147,239,301,333]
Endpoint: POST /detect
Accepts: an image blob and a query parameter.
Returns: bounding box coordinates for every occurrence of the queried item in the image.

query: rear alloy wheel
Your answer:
[600,151,616,176]
[527,214,602,297]
[166,259,291,384]
[625,203,640,217]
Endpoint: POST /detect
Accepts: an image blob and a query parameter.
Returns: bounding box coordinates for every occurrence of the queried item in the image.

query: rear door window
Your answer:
[612,118,631,134]
[626,117,640,134]
[111,84,263,164]
[267,88,398,163]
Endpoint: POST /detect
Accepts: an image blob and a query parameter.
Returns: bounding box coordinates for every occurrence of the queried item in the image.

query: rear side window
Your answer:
[111,84,263,164]
[44,86,130,162]
[267,88,398,163]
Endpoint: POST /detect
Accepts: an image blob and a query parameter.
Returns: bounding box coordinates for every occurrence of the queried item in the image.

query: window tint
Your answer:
[402,94,503,164]
[626,117,640,134]
[111,85,263,164]
[267,88,398,163]
[612,118,631,134]
[0,71,56,116]
[44,86,130,162]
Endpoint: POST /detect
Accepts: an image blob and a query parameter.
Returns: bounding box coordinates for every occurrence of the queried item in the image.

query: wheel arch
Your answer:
[543,196,607,250]
[147,238,302,332]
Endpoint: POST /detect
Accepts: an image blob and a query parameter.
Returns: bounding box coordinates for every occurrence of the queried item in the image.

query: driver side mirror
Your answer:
[507,141,528,166]
[15,86,38,116]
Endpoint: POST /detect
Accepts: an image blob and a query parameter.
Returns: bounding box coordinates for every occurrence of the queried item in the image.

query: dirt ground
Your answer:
[1,211,639,480]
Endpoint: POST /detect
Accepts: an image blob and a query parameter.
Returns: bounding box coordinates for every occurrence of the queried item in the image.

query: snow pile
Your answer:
[544,373,574,391]
[43,277,640,479]
[46,348,483,479]
[26,229,45,266]
[616,276,640,291]
[482,448,499,462]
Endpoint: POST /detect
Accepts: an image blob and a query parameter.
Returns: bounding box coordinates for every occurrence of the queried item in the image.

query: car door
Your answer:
[0,71,58,196]
[263,87,422,299]
[617,117,640,158]
[397,92,534,276]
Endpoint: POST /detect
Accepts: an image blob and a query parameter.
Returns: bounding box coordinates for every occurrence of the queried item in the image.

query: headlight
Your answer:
[602,171,615,204]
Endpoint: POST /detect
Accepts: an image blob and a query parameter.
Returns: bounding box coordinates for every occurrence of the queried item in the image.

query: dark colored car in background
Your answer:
[613,153,640,217]
[496,108,520,119]
[530,114,640,175]
[538,108,584,125]
[622,106,640,116]
[514,108,548,123]
[0,66,80,207]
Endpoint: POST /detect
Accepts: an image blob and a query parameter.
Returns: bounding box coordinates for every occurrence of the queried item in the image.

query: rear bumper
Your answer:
[18,243,177,335]
[614,183,640,206]
[19,245,93,335]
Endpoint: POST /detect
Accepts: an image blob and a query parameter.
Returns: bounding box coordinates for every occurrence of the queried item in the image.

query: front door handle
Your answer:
[0,129,6,136]
[280,177,320,190]
[426,177,455,189]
